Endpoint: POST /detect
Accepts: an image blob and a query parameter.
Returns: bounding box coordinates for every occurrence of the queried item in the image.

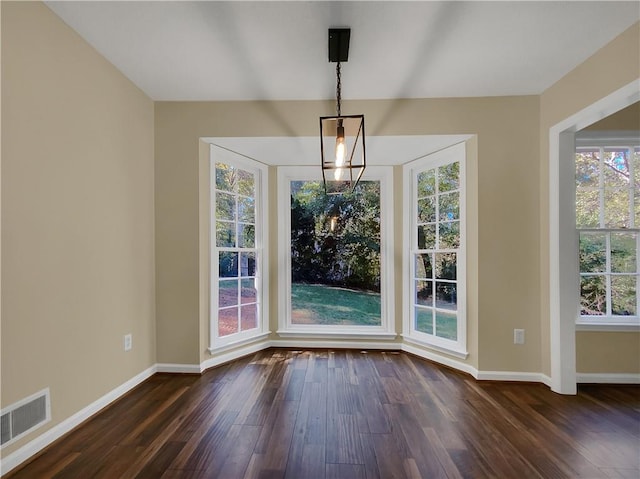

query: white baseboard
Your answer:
[400,342,478,378]
[156,363,202,374]
[577,373,640,384]
[270,339,402,350]
[200,339,272,372]
[0,365,156,477]
[475,370,549,383]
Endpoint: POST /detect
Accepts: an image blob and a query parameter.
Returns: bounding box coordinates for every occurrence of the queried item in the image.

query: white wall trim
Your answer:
[400,342,477,378]
[156,363,202,374]
[275,330,397,341]
[270,339,402,350]
[548,79,640,395]
[200,337,272,372]
[576,373,640,384]
[475,371,549,383]
[0,365,156,476]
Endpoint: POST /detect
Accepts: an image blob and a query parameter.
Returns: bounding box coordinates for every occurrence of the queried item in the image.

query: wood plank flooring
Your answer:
[6,349,640,478]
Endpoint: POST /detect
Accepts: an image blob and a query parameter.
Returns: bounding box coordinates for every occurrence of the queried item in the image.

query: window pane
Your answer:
[576,189,600,227]
[436,282,457,310]
[418,197,436,223]
[575,150,600,187]
[611,276,637,316]
[603,149,630,187]
[439,221,460,249]
[238,196,255,223]
[439,192,459,222]
[417,170,435,197]
[418,224,435,249]
[415,254,433,279]
[290,180,381,326]
[415,280,433,306]
[241,304,257,330]
[611,233,637,273]
[438,162,459,192]
[580,275,606,316]
[604,188,629,228]
[634,190,640,228]
[218,307,238,337]
[435,311,457,340]
[415,307,433,334]
[435,253,456,280]
[579,232,606,273]
[237,169,255,196]
[216,192,235,221]
[219,252,238,277]
[216,163,236,191]
[240,252,256,276]
[238,223,255,248]
[633,148,639,192]
[241,278,257,304]
[219,279,238,308]
[216,221,235,247]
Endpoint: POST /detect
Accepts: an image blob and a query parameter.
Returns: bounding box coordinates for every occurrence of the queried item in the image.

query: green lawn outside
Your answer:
[415,308,457,340]
[291,283,381,326]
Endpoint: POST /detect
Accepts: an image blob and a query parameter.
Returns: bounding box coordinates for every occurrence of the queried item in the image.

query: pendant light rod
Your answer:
[336,62,341,117]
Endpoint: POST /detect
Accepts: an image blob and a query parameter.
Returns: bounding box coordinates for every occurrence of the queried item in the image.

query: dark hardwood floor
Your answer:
[6,349,640,478]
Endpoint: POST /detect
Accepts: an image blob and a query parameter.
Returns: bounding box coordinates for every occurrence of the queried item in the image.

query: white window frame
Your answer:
[209,146,269,351]
[575,132,639,330]
[402,143,468,358]
[276,166,396,339]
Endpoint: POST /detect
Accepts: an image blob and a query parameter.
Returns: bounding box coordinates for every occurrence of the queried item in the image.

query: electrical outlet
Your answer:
[514,329,525,345]
[124,334,132,351]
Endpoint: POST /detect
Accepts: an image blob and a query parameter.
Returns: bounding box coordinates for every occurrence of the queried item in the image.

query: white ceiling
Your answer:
[45,1,640,102]
[43,1,639,165]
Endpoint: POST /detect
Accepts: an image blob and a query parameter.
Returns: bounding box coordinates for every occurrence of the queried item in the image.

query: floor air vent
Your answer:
[1,389,50,447]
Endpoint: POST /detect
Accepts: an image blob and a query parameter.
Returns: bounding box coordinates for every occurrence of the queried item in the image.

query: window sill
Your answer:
[402,335,469,360]
[276,329,397,341]
[576,321,640,332]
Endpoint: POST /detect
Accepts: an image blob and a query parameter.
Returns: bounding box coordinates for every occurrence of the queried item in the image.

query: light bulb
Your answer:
[334,167,343,181]
[335,125,346,167]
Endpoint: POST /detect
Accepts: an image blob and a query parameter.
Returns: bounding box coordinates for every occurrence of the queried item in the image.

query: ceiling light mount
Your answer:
[320,28,366,195]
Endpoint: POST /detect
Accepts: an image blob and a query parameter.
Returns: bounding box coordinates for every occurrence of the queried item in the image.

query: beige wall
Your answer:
[1,5,638,468]
[1,1,155,458]
[585,101,640,131]
[155,95,540,371]
[539,22,640,376]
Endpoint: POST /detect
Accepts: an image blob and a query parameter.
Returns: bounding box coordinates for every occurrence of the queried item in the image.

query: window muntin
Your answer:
[413,164,460,340]
[211,156,267,348]
[404,143,467,356]
[576,142,639,323]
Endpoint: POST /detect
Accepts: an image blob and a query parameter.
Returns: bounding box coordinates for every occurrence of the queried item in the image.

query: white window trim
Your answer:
[276,165,396,340]
[209,146,269,351]
[575,133,640,329]
[402,142,468,358]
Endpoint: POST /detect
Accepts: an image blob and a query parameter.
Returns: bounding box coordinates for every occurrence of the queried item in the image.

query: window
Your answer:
[403,143,467,357]
[575,135,639,326]
[277,166,395,339]
[210,147,268,349]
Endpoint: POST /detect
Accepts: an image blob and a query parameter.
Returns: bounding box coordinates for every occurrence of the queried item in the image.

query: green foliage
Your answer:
[290,180,381,292]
